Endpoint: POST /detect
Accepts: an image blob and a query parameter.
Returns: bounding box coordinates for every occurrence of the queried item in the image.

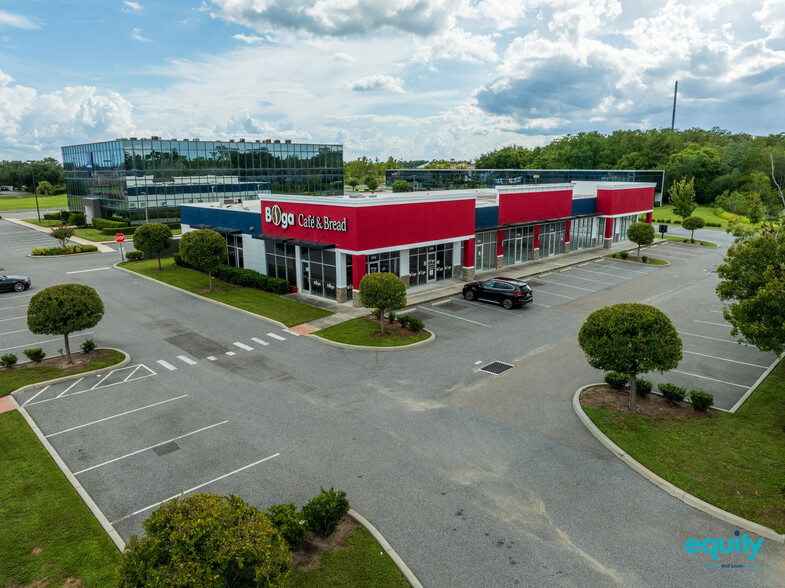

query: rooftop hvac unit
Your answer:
[284,139,292,144]
[193,138,200,141]
[151,135,160,140]
[274,139,281,143]
[220,198,242,205]
[239,138,245,142]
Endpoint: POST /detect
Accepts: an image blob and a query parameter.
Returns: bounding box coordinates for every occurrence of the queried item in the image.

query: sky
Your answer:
[1,0,784,163]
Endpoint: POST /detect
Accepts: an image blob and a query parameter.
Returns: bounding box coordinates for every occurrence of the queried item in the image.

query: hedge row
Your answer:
[173,253,291,294]
[31,244,99,256]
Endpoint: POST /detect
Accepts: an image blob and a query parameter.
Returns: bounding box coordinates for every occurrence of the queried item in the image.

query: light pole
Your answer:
[26,160,41,223]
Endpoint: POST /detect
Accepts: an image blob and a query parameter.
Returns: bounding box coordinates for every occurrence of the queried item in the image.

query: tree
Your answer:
[668,176,698,220]
[179,229,227,291]
[391,179,411,193]
[49,223,75,250]
[681,216,705,242]
[27,284,105,363]
[578,303,682,411]
[626,221,654,258]
[359,272,406,335]
[133,222,172,270]
[115,493,291,588]
[716,230,785,354]
[346,177,360,191]
[665,145,720,203]
[363,175,378,193]
[36,180,54,195]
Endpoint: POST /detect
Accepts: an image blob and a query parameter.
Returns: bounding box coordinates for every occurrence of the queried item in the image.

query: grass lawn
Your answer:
[662,234,718,247]
[0,412,120,588]
[650,204,730,230]
[315,316,431,347]
[22,219,181,242]
[0,349,125,397]
[583,358,785,533]
[289,526,409,587]
[120,257,332,327]
[0,194,68,211]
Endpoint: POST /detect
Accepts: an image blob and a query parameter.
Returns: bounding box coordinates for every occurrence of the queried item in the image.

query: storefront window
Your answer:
[570,217,596,251]
[502,226,534,266]
[301,247,338,300]
[613,214,638,242]
[226,234,244,268]
[539,221,566,259]
[474,231,496,271]
[266,242,297,286]
[409,244,453,286]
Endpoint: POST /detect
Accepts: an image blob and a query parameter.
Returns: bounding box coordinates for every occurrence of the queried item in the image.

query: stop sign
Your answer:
[115,233,125,243]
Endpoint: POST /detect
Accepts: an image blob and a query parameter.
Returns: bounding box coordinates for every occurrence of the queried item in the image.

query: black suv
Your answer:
[462,277,533,309]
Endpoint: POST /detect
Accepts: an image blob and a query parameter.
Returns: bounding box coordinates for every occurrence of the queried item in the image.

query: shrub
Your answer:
[683,239,689,243]
[213,265,291,294]
[43,212,61,220]
[68,212,86,226]
[689,390,714,411]
[301,486,350,537]
[604,371,628,390]
[619,251,629,259]
[1,353,18,368]
[81,338,97,353]
[641,255,648,263]
[636,378,652,396]
[125,250,144,261]
[397,314,410,328]
[266,503,307,549]
[653,201,662,207]
[658,382,687,405]
[406,316,424,331]
[387,311,397,324]
[23,348,46,363]
[101,225,137,235]
[92,218,128,230]
[58,209,71,222]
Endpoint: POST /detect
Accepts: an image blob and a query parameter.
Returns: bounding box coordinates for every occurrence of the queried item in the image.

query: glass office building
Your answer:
[386,168,666,201]
[62,138,344,224]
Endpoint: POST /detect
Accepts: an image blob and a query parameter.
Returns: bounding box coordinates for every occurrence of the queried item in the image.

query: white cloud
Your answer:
[350,75,405,93]
[0,10,39,29]
[333,52,355,64]
[413,27,499,63]
[754,0,785,39]
[121,1,143,13]
[132,27,151,42]
[233,33,265,43]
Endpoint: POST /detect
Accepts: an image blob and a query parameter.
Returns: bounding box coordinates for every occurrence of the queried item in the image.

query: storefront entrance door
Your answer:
[368,260,380,274]
[301,262,310,293]
[427,253,436,282]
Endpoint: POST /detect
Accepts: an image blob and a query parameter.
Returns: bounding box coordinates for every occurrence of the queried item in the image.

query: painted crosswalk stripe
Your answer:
[157,360,177,371]
[283,330,300,336]
[177,355,197,365]
[251,337,269,346]
[207,356,217,361]
[226,351,236,356]
[267,332,286,341]
[233,342,254,351]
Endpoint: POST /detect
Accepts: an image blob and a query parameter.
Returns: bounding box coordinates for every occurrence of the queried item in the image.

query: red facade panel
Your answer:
[596,187,654,215]
[498,189,573,224]
[260,198,474,251]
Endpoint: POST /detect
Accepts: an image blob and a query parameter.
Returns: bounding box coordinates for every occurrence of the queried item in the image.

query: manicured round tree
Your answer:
[27,284,105,363]
[578,303,682,410]
[363,175,379,193]
[391,180,412,193]
[179,228,227,291]
[682,215,705,243]
[133,222,173,269]
[359,272,407,335]
[115,493,291,588]
[346,177,360,191]
[49,223,75,250]
[626,221,655,259]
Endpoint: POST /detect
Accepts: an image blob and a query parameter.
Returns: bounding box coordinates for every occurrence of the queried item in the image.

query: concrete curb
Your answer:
[9,396,126,552]
[11,348,131,394]
[4,217,115,252]
[348,509,424,588]
[114,263,289,329]
[572,384,785,544]
[307,330,435,351]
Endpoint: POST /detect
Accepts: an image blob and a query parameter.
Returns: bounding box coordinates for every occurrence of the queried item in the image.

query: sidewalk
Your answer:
[5,217,115,252]
[290,239,656,332]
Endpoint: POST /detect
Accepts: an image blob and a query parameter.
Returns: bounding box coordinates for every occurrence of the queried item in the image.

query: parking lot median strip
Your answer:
[110,453,280,525]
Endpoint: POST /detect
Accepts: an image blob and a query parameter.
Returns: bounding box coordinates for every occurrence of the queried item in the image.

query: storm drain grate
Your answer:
[153,441,180,456]
[480,361,514,375]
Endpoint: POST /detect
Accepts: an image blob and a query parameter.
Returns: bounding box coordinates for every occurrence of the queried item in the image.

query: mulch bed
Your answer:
[580,384,718,419]
[8,350,99,372]
[365,315,425,338]
[291,515,359,572]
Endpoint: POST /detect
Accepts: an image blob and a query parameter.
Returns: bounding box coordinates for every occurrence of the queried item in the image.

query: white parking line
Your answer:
[24,364,157,406]
[572,266,638,280]
[682,350,769,369]
[693,320,728,328]
[0,332,95,353]
[56,378,84,398]
[47,395,189,438]
[536,279,596,292]
[677,331,749,345]
[21,386,49,407]
[670,370,749,388]
[419,305,492,327]
[596,263,648,275]
[233,342,254,351]
[157,360,177,371]
[251,337,269,346]
[552,273,616,286]
[0,328,28,336]
[66,267,112,274]
[73,420,229,475]
[177,355,197,365]
[267,332,286,341]
[533,302,551,308]
[0,304,30,310]
[0,315,25,322]
[110,452,280,525]
[535,290,575,300]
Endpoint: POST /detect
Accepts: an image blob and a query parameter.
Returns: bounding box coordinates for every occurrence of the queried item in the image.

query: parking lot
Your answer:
[405,241,777,411]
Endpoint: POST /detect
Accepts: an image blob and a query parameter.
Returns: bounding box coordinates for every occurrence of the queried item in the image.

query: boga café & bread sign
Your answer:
[264,204,348,232]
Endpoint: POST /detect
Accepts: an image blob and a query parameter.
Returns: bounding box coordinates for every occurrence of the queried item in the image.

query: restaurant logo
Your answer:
[264,205,348,232]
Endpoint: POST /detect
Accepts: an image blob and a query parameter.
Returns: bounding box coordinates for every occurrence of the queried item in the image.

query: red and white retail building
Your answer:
[179,180,656,306]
